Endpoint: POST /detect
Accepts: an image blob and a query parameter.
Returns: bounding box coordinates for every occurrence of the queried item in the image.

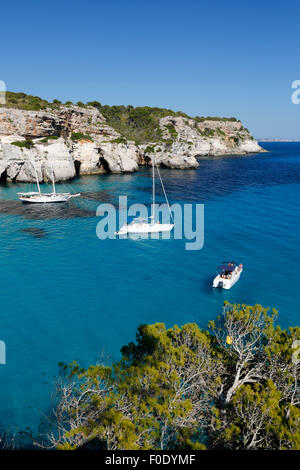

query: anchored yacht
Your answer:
[115,155,174,235]
[213,262,243,289]
[18,163,80,203]
[116,217,173,235]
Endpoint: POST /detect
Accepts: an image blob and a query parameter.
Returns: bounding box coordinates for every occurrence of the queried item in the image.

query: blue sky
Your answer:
[1,0,300,138]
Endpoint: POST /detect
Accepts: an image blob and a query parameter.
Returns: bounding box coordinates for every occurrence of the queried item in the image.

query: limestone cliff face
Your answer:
[0,105,264,183]
[139,116,262,169]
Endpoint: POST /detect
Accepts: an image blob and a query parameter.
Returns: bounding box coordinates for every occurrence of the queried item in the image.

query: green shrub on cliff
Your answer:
[230,136,240,145]
[98,105,167,144]
[164,123,178,138]
[86,100,102,110]
[216,127,226,136]
[11,139,33,149]
[39,136,59,143]
[201,127,215,137]
[195,116,239,123]
[109,137,127,144]
[71,132,93,142]
[34,302,300,451]
[144,145,156,153]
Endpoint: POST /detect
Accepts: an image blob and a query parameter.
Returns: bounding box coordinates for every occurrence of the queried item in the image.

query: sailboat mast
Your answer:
[51,163,56,194]
[34,165,41,194]
[152,155,155,223]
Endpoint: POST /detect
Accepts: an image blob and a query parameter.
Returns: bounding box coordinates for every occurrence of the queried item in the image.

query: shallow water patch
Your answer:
[0,200,94,220]
[79,191,114,202]
[21,228,48,238]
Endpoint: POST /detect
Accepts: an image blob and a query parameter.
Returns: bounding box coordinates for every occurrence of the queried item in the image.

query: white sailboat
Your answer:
[115,155,174,235]
[18,163,80,203]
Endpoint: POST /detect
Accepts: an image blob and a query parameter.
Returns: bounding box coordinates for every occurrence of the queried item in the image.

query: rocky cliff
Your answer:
[0,96,264,183]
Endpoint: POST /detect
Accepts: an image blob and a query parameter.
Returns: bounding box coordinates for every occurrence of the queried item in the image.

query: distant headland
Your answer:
[259,139,300,142]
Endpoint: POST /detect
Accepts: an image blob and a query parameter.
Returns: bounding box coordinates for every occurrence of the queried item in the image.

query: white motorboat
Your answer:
[18,163,80,203]
[115,155,174,235]
[213,262,243,289]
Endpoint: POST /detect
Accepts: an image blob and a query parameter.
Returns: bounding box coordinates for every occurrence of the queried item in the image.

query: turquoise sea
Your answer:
[0,142,299,437]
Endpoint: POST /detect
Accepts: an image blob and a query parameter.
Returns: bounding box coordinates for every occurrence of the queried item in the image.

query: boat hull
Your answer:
[18,193,80,203]
[115,223,174,235]
[213,267,243,289]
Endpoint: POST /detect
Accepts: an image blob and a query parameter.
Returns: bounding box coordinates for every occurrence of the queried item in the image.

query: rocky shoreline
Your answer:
[0,104,264,183]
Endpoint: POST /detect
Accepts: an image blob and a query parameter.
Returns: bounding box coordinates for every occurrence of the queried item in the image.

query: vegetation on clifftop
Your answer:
[27,302,299,451]
[1,92,241,145]
[2,92,56,111]
[90,104,186,144]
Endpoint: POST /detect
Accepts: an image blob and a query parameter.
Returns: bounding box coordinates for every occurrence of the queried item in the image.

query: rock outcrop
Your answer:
[0,103,264,183]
